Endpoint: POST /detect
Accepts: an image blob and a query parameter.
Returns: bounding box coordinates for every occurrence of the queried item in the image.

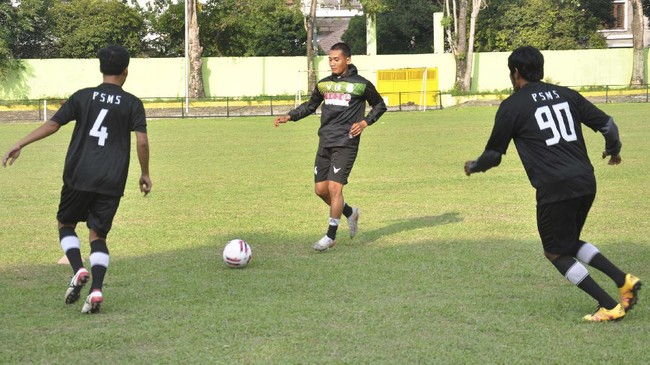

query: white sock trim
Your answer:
[89,252,109,268]
[565,261,589,285]
[576,242,600,264]
[60,235,80,253]
[329,217,340,226]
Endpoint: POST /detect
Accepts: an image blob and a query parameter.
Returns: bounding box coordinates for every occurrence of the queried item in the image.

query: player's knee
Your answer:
[59,226,77,240]
[58,222,77,231]
[544,251,559,261]
[327,181,343,196]
[89,228,107,241]
[314,185,329,199]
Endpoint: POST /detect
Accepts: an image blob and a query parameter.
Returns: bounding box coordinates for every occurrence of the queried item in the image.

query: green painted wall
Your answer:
[0,48,646,100]
[471,48,638,91]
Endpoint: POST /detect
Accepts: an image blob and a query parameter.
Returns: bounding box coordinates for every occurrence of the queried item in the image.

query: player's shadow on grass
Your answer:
[356,212,462,244]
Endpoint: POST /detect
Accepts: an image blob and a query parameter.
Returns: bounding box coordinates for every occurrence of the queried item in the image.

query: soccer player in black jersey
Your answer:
[464,46,641,322]
[2,45,152,314]
[274,42,387,251]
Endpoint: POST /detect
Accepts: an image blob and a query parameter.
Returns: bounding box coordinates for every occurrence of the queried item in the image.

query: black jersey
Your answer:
[288,64,387,147]
[484,82,613,205]
[51,83,146,196]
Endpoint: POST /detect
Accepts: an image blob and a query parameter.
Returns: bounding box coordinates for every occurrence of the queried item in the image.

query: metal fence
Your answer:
[569,84,650,104]
[1,85,648,122]
[0,91,444,122]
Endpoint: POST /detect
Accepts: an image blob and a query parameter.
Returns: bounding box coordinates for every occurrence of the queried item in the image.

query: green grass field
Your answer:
[1,104,649,364]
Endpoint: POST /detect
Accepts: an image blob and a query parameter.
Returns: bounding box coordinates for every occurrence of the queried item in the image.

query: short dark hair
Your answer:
[99,45,130,76]
[330,42,352,58]
[508,46,544,82]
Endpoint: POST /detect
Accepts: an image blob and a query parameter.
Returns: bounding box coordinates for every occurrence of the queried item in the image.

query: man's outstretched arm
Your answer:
[2,120,61,167]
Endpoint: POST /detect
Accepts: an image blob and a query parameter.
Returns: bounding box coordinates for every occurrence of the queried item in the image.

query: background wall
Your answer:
[1,48,647,100]
[471,48,639,91]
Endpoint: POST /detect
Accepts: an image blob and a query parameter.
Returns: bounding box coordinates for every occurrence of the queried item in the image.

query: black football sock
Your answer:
[588,253,626,287]
[90,266,107,293]
[577,277,619,310]
[342,203,353,218]
[327,218,339,240]
[551,255,618,310]
[327,225,338,240]
[59,227,84,273]
[89,239,109,292]
[575,241,627,287]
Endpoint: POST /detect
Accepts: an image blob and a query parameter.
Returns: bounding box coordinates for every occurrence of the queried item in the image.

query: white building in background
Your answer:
[291,0,364,53]
[602,0,650,47]
[296,0,362,17]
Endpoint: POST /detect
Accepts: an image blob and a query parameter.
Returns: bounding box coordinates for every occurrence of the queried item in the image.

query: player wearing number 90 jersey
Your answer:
[474,72,617,205]
[53,81,146,196]
[464,46,640,322]
[2,45,151,314]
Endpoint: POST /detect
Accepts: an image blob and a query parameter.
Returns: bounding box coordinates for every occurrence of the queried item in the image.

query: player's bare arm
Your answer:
[2,120,61,167]
[136,131,152,196]
[349,120,368,138]
[274,115,291,127]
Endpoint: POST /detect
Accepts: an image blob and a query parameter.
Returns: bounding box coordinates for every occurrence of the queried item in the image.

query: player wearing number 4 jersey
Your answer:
[464,46,641,322]
[2,45,152,314]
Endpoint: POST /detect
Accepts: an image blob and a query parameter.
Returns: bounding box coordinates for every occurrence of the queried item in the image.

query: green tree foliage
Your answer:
[200,0,306,56]
[144,0,306,57]
[142,0,185,57]
[12,0,56,58]
[48,0,146,58]
[0,0,15,60]
[343,0,440,55]
[474,0,607,51]
[342,16,366,55]
[1,0,622,60]
[578,0,614,26]
[357,0,389,14]
[0,0,18,80]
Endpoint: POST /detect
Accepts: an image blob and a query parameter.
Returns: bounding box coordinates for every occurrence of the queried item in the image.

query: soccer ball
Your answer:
[222,239,252,268]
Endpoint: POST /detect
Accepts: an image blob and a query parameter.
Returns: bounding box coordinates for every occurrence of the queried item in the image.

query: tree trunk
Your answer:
[455,0,468,90]
[305,0,318,92]
[463,0,484,91]
[188,0,205,98]
[366,13,377,56]
[443,0,457,56]
[630,0,645,86]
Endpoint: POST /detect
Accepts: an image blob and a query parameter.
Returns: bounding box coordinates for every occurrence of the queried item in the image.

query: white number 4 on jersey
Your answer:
[89,108,109,146]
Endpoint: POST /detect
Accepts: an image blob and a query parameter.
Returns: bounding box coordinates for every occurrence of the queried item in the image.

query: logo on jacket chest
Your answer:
[321,82,357,106]
[324,92,351,106]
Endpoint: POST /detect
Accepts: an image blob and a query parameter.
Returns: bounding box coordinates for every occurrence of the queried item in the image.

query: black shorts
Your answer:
[314,146,358,185]
[57,185,122,238]
[536,194,594,255]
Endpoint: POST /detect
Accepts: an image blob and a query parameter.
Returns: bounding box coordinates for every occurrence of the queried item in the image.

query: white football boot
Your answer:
[64,267,90,304]
[313,235,336,251]
[81,290,103,314]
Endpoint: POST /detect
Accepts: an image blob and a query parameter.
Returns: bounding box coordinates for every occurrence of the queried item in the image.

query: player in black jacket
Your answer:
[274,42,386,251]
[2,45,152,314]
[464,46,640,322]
